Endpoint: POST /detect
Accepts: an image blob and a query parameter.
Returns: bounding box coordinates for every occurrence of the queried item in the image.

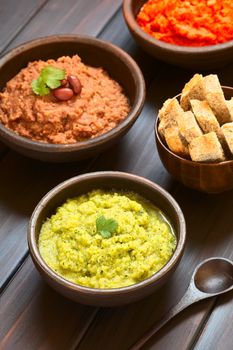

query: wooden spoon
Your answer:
[131,257,233,350]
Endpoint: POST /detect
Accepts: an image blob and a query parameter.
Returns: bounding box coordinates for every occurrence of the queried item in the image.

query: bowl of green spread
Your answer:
[28,171,186,306]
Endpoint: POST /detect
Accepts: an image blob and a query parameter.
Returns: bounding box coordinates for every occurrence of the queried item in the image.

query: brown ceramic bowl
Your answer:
[28,171,186,307]
[123,0,233,69]
[0,35,145,162]
[155,87,233,194]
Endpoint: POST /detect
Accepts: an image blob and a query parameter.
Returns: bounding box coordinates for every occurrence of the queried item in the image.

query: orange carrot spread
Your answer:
[136,0,233,46]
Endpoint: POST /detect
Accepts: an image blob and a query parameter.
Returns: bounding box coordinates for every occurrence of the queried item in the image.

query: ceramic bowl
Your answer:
[0,35,145,162]
[155,87,233,194]
[28,171,186,307]
[123,0,233,69]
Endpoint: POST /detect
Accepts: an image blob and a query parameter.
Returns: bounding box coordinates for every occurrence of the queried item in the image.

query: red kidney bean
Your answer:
[67,75,82,94]
[53,87,74,101]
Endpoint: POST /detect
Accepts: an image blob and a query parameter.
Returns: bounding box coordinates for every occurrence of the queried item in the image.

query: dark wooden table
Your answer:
[0,1,233,349]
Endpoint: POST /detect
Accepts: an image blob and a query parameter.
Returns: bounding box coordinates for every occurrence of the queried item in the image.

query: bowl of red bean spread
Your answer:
[0,35,145,162]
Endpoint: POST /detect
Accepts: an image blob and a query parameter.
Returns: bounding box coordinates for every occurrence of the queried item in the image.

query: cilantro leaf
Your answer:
[31,65,66,96]
[96,215,118,239]
[31,77,50,96]
[45,78,62,89]
[41,66,66,81]
[99,230,112,239]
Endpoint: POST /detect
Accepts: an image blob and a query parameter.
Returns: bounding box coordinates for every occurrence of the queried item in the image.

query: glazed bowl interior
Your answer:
[28,171,186,306]
[155,87,233,193]
[123,0,233,69]
[0,35,145,162]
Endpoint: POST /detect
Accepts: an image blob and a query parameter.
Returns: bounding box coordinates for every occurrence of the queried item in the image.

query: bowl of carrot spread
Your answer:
[123,0,233,69]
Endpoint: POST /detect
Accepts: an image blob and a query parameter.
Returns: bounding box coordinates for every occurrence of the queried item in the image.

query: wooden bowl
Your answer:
[123,0,233,69]
[28,171,186,307]
[0,35,145,162]
[155,87,233,194]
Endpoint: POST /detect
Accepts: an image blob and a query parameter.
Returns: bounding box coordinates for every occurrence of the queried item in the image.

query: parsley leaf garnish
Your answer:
[31,66,66,96]
[96,215,118,239]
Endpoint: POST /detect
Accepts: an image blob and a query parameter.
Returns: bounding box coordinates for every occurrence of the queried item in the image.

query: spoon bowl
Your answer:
[194,258,233,294]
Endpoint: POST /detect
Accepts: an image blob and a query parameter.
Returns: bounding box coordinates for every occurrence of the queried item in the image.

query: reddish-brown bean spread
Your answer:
[0,55,130,144]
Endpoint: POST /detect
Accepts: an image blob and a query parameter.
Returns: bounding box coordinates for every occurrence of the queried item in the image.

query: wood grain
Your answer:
[194,291,233,350]
[0,257,98,350]
[0,151,92,291]
[0,1,233,350]
[99,7,158,83]
[77,288,215,350]
[3,0,122,53]
[0,0,47,53]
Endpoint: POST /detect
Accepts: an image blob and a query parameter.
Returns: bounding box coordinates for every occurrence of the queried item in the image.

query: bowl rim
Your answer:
[0,34,145,153]
[123,0,233,53]
[28,171,186,295]
[155,86,233,166]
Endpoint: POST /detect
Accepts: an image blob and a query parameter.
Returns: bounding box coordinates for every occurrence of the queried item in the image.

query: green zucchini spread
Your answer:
[39,190,176,289]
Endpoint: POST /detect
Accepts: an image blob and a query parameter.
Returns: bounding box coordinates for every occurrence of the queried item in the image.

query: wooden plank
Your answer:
[77,291,214,350]
[0,151,93,291]
[3,0,122,53]
[194,291,233,350]
[0,256,98,350]
[99,7,159,82]
[0,0,47,53]
[1,3,233,350]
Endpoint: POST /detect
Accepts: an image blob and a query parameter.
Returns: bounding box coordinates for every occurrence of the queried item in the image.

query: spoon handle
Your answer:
[130,287,203,350]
